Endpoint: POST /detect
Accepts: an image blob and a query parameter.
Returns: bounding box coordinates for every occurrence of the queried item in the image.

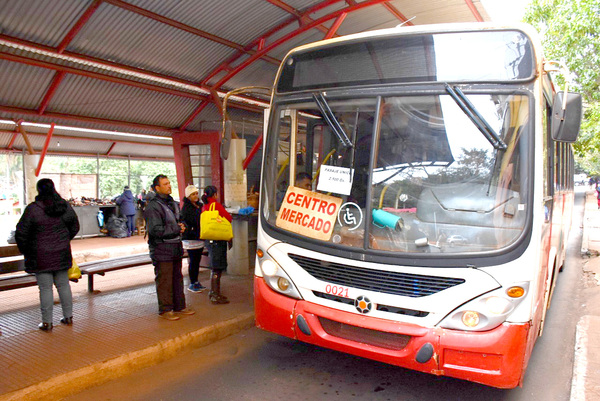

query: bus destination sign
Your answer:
[276,186,342,241]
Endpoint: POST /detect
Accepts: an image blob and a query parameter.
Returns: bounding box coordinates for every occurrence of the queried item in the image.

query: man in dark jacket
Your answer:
[116,186,136,236]
[144,175,195,321]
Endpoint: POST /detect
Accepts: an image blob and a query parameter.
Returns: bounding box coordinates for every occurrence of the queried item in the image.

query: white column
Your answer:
[23,154,40,205]
[223,138,247,209]
[223,138,249,275]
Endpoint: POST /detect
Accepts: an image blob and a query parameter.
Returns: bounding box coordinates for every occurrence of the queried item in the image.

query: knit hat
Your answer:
[185,184,199,198]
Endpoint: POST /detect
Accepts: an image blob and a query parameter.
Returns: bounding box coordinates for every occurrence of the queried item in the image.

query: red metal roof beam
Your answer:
[2,105,178,134]
[7,131,18,149]
[242,135,263,170]
[38,71,66,115]
[106,142,117,156]
[265,0,336,36]
[57,0,103,53]
[464,0,484,22]
[0,52,210,102]
[0,148,172,162]
[178,101,209,131]
[214,0,390,89]
[16,120,35,155]
[104,0,280,66]
[324,13,347,39]
[1,34,268,114]
[383,3,414,25]
[203,0,356,86]
[35,123,55,176]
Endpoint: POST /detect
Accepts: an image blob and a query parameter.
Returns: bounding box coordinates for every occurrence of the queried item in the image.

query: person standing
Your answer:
[144,175,195,321]
[201,185,232,305]
[15,179,80,331]
[116,185,136,236]
[181,184,206,293]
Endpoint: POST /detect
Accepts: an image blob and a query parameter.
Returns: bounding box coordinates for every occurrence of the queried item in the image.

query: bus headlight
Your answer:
[261,259,278,276]
[259,258,302,300]
[439,283,529,332]
[462,311,480,327]
[277,277,290,291]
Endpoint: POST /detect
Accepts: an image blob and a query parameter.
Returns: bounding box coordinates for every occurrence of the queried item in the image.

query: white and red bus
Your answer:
[253,23,581,388]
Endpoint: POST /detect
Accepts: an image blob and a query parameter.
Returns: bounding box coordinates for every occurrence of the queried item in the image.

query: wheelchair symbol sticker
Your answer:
[337,202,363,231]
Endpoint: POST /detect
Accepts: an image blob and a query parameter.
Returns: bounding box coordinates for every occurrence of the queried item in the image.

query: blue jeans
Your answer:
[125,214,135,236]
[36,270,73,324]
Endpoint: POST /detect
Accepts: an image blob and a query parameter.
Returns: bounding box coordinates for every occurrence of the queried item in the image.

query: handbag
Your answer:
[200,203,233,241]
[68,260,82,281]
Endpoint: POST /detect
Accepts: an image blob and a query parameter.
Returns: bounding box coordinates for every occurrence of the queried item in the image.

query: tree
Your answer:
[524,0,600,173]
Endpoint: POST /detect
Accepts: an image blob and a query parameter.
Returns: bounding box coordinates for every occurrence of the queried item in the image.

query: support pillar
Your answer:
[224,138,249,275]
[23,154,40,204]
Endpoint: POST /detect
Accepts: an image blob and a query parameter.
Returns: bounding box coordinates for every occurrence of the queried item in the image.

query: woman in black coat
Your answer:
[15,179,80,331]
[181,185,206,293]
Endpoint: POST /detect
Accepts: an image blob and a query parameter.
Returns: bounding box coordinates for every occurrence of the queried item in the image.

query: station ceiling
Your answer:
[0,0,490,161]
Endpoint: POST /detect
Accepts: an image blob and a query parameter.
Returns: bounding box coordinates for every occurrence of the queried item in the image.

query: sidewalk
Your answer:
[571,189,600,401]
[0,235,254,401]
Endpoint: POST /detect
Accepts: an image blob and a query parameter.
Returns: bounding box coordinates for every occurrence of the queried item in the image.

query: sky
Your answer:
[481,0,533,22]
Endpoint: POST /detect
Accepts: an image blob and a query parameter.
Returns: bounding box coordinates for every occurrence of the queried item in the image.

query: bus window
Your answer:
[370,94,529,253]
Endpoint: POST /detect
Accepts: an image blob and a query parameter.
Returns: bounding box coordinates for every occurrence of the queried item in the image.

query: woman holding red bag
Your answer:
[201,186,232,304]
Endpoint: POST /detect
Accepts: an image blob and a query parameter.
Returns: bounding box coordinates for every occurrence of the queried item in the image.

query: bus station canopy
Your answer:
[0,0,489,161]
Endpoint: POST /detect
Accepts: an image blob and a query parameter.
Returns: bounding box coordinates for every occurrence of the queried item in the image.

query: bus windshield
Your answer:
[263,92,531,255]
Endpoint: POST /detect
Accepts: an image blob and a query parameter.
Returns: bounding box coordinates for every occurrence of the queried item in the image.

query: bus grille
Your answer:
[289,254,464,298]
[313,291,429,317]
[318,317,410,351]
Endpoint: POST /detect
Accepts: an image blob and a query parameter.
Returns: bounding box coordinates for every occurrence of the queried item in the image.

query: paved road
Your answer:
[67,193,586,401]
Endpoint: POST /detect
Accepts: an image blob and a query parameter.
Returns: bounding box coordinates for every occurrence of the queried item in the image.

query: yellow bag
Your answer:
[200,203,233,241]
[68,260,82,281]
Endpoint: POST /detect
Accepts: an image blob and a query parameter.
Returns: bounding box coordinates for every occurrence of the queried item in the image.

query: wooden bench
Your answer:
[79,253,152,293]
[0,245,153,294]
[0,245,37,292]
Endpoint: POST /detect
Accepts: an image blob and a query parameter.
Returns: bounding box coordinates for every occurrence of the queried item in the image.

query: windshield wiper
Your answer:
[312,92,353,148]
[444,84,507,151]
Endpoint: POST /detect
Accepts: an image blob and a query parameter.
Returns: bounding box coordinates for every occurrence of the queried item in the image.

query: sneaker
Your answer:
[159,311,180,321]
[175,308,196,315]
[187,282,205,293]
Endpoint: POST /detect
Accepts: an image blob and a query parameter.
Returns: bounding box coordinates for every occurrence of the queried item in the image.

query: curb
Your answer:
[0,312,255,401]
[570,316,590,401]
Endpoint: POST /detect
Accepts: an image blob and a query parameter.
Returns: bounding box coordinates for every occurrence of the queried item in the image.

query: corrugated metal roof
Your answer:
[67,2,236,83]
[48,74,201,127]
[126,0,291,47]
[0,0,494,160]
[0,60,54,109]
[0,0,91,47]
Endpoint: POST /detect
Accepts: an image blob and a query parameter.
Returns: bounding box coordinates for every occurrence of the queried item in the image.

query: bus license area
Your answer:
[324,283,350,298]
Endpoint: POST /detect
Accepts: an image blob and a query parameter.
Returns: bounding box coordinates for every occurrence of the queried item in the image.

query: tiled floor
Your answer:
[0,236,254,398]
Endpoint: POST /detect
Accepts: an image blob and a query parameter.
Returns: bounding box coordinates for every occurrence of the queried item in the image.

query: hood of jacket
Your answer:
[122,189,134,200]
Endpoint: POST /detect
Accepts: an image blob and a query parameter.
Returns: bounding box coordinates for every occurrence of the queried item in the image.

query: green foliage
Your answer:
[525,0,600,173]
[41,156,177,199]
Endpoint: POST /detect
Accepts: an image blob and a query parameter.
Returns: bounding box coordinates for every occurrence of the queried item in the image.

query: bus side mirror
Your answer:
[551,92,582,143]
[221,120,232,160]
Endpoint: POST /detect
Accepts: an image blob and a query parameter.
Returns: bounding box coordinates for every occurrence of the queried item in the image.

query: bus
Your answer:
[253,23,582,388]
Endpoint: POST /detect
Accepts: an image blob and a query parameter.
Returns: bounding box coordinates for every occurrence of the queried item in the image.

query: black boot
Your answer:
[60,317,73,325]
[209,271,229,305]
[38,322,53,332]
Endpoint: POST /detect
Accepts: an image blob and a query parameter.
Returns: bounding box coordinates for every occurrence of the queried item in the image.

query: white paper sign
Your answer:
[317,166,353,196]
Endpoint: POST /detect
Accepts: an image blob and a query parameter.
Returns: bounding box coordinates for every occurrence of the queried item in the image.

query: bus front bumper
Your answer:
[254,277,530,389]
